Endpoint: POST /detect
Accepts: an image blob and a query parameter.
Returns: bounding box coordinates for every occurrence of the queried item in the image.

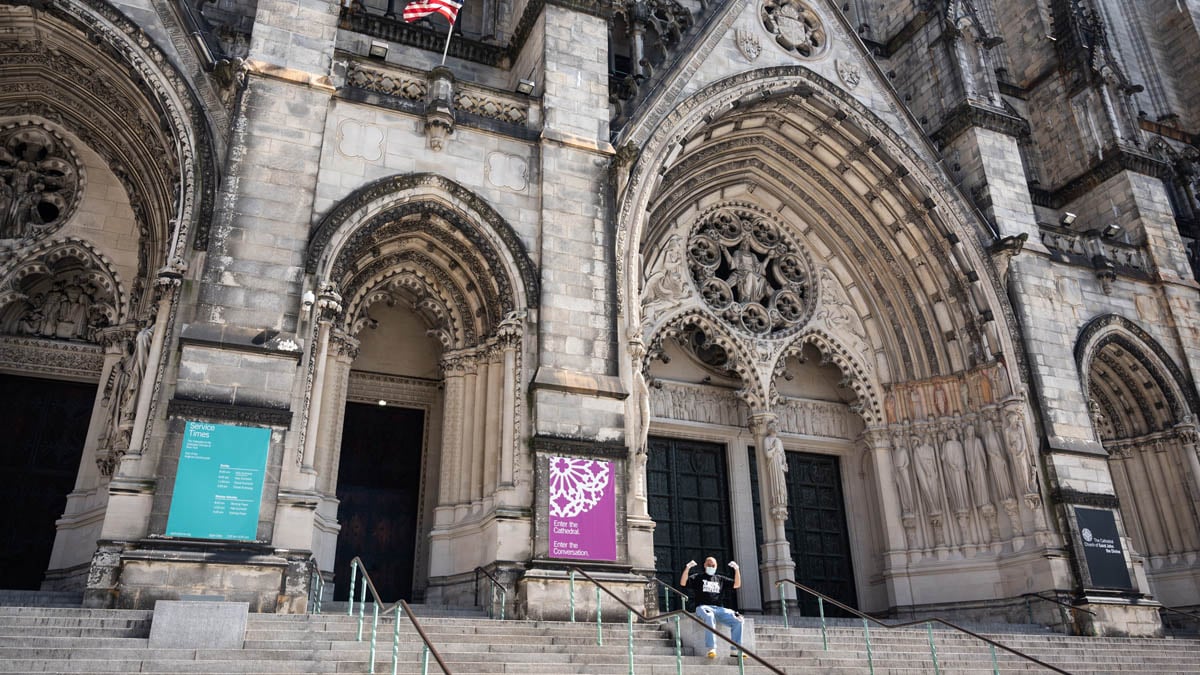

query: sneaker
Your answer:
[706,649,717,659]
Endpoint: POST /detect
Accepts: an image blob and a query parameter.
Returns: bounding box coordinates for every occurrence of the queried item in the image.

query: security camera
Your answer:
[301,290,315,311]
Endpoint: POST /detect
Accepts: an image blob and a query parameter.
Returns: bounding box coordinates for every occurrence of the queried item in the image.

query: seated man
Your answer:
[680,557,743,659]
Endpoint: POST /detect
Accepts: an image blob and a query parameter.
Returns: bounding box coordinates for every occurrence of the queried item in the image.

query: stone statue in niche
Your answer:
[762,420,789,520]
[912,431,942,516]
[981,412,1014,503]
[97,322,153,475]
[1005,411,1037,496]
[941,425,970,515]
[963,420,991,509]
[725,239,772,303]
[892,430,916,517]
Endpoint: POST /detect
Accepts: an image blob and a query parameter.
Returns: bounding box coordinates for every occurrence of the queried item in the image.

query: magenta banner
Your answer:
[548,455,616,561]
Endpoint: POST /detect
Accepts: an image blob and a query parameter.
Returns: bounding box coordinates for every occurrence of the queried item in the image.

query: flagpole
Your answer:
[440,21,454,65]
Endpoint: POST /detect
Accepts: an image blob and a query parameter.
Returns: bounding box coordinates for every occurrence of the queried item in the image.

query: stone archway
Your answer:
[1078,315,1200,609]
[618,66,1059,616]
[299,173,537,604]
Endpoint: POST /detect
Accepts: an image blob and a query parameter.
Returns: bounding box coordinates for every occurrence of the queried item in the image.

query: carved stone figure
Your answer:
[981,413,1014,502]
[963,421,990,508]
[724,239,771,304]
[629,338,651,456]
[892,429,916,517]
[912,432,942,516]
[1005,411,1037,495]
[0,124,79,240]
[641,234,689,314]
[98,323,153,474]
[941,426,970,515]
[762,420,788,520]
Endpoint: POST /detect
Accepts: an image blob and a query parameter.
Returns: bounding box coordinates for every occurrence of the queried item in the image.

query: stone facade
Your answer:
[1,0,1199,637]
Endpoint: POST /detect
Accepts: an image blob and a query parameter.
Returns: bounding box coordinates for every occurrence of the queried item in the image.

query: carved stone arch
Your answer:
[779,328,884,427]
[0,236,127,339]
[307,173,538,312]
[643,306,768,409]
[620,67,1020,390]
[1076,314,1200,440]
[340,255,473,349]
[0,0,219,269]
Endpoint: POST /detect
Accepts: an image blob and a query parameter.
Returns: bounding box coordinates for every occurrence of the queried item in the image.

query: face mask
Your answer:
[705,566,717,575]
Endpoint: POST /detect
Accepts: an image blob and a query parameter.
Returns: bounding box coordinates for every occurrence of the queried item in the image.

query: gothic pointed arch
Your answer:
[307,173,538,345]
[0,236,127,339]
[624,66,1024,409]
[1076,314,1200,440]
[0,0,219,289]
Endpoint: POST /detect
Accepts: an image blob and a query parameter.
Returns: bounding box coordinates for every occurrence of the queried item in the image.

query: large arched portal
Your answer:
[0,0,215,590]
[1080,315,1200,611]
[618,67,1067,617]
[304,174,537,602]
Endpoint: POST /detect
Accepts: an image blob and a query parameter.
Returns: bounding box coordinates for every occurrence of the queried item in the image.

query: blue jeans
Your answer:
[697,605,743,651]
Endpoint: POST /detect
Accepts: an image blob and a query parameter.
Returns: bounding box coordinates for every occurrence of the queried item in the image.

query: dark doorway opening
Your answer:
[647,436,736,610]
[334,402,424,602]
[0,373,94,589]
[750,448,857,615]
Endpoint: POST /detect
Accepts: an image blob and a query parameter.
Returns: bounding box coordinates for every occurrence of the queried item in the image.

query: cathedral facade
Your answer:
[1,0,1199,636]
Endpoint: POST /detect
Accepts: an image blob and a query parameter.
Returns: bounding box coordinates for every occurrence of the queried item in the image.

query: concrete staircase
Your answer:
[2,601,1200,673]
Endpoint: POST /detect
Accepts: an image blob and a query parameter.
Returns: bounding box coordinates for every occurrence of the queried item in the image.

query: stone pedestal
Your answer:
[516,566,648,621]
[149,600,248,648]
[1074,595,1164,637]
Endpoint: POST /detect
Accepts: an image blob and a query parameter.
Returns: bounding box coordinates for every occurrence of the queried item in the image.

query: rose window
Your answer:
[760,0,826,59]
[0,123,82,242]
[687,208,814,338]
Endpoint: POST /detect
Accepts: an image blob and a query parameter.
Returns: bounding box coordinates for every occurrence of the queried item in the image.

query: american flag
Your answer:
[402,0,462,24]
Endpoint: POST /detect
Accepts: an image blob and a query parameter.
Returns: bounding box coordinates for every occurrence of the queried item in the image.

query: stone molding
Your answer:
[930,102,1031,148]
[1051,487,1120,509]
[0,334,103,380]
[166,398,293,427]
[532,434,627,460]
[1029,147,1171,210]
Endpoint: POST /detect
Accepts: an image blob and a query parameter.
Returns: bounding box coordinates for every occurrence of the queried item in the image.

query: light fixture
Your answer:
[1060,212,1077,227]
[516,78,535,95]
[378,399,388,406]
[368,41,388,59]
[1101,223,1123,239]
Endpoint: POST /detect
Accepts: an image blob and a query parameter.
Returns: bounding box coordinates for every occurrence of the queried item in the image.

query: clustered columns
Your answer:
[434,314,521,526]
[301,282,344,475]
[749,412,797,610]
[1107,423,1200,559]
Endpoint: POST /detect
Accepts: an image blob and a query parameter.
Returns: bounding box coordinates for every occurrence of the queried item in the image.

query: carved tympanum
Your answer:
[0,123,81,242]
[687,207,813,338]
[760,0,826,59]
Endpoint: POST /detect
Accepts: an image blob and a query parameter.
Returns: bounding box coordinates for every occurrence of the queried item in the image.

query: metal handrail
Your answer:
[347,557,454,674]
[473,566,507,620]
[777,579,1072,674]
[1158,603,1200,623]
[568,565,787,675]
[646,575,690,613]
[308,561,325,614]
[1021,591,1095,635]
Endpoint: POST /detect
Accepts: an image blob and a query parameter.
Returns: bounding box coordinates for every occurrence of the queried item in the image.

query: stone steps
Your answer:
[4,603,1200,674]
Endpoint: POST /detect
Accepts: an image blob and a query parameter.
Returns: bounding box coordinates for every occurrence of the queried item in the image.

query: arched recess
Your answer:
[620,66,1049,613]
[1077,314,1200,608]
[0,0,218,590]
[301,173,538,597]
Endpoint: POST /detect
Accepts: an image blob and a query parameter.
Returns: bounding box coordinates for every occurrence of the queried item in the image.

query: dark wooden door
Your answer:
[647,436,735,610]
[334,403,424,602]
[0,374,94,589]
[750,448,857,615]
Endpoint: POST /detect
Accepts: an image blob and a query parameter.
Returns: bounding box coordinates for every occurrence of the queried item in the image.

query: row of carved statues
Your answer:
[889,404,1039,550]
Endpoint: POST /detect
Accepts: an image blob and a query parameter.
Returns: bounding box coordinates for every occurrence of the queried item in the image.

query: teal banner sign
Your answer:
[165,421,271,541]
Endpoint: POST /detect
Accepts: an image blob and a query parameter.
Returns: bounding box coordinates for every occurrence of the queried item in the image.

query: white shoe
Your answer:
[706,649,717,659]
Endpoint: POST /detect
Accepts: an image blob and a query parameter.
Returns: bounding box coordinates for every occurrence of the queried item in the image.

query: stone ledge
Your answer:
[179,323,304,359]
[531,366,627,399]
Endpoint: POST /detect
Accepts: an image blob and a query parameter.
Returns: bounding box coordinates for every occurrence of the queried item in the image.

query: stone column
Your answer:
[482,346,503,510]
[750,413,795,611]
[864,428,914,608]
[469,350,489,510]
[436,356,468,527]
[497,319,520,491]
[301,283,343,473]
[458,355,479,519]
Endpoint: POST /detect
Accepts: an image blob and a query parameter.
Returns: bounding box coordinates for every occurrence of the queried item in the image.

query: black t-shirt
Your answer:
[686,572,734,607]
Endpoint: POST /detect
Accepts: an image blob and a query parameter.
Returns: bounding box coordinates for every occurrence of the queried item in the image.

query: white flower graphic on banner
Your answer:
[549,456,611,518]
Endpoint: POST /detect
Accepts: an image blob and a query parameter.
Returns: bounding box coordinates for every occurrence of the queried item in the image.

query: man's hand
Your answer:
[729,560,742,589]
[680,560,697,586]
[727,561,739,570]
[686,560,697,568]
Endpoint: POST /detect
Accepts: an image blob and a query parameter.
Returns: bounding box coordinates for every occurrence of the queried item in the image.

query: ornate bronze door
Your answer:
[647,436,736,609]
[0,374,94,589]
[750,448,857,615]
[334,403,424,601]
